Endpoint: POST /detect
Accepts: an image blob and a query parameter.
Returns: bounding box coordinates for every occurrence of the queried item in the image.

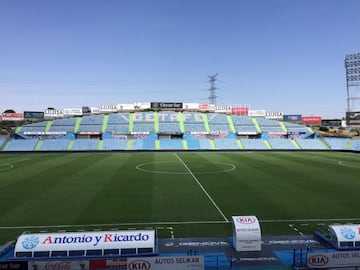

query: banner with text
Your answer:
[1,113,24,121]
[346,111,360,126]
[151,102,183,110]
[307,250,360,268]
[231,108,248,115]
[24,111,45,119]
[302,116,322,125]
[127,256,204,270]
[283,114,302,122]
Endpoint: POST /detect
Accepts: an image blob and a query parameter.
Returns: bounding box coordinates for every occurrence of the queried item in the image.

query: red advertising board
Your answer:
[231,108,248,115]
[29,260,89,270]
[302,116,322,124]
[1,113,24,121]
[89,259,127,269]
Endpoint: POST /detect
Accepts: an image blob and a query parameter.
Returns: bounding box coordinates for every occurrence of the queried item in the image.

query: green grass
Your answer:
[0,151,359,243]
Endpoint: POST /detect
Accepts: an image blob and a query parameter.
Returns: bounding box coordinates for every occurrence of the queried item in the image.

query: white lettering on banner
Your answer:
[307,251,360,268]
[127,256,204,270]
[267,239,319,245]
[29,261,88,270]
[236,217,256,224]
[232,216,262,252]
[178,241,229,247]
[40,233,149,247]
[15,231,155,254]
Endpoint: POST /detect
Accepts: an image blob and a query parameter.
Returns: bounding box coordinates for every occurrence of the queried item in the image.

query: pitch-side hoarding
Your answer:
[308,250,360,268]
[232,216,261,252]
[15,230,155,256]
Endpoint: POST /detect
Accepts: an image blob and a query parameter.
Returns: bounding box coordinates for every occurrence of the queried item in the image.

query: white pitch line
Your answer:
[260,218,360,223]
[174,153,229,222]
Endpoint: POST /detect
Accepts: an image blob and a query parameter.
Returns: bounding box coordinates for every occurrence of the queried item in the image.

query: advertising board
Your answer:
[232,216,261,251]
[127,256,204,270]
[283,114,302,122]
[265,112,283,120]
[89,258,127,269]
[183,103,199,110]
[321,119,342,127]
[248,110,266,117]
[302,116,322,125]
[1,113,24,121]
[199,104,215,112]
[231,108,248,115]
[63,108,83,116]
[90,107,101,114]
[24,111,45,119]
[215,105,232,113]
[44,109,63,118]
[307,250,360,268]
[346,111,360,126]
[134,102,151,110]
[151,102,183,110]
[0,261,28,270]
[99,105,117,113]
[15,230,155,254]
[117,104,135,111]
[82,106,91,114]
[29,260,88,270]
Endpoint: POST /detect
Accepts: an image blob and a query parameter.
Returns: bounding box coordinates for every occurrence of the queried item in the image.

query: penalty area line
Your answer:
[174,153,229,222]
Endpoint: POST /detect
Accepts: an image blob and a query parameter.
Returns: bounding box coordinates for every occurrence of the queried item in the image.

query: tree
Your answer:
[3,109,15,113]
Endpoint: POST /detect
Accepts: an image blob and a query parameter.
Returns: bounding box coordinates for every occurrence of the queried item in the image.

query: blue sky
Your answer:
[0,0,359,118]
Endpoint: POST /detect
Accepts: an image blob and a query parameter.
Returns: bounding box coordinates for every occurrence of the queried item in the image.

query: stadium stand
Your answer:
[159,123,181,133]
[323,138,351,150]
[240,139,268,150]
[132,112,155,133]
[18,121,47,134]
[284,122,311,138]
[0,138,6,149]
[5,112,360,153]
[350,139,360,151]
[71,139,99,151]
[183,112,207,133]
[232,115,258,134]
[256,118,284,133]
[183,134,201,149]
[4,139,39,151]
[80,114,104,125]
[159,139,184,150]
[77,115,104,133]
[296,139,329,150]
[102,139,128,150]
[38,139,70,151]
[267,139,298,150]
[199,139,213,150]
[106,113,130,133]
[214,139,240,149]
[158,112,181,133]
[48,117,77,133]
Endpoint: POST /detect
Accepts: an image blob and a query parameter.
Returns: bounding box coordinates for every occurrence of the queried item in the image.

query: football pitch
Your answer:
[0,151,359,243]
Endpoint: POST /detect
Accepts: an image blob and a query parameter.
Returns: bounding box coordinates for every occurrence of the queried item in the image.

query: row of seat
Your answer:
[1,138,359,151]
[17,113,309,135]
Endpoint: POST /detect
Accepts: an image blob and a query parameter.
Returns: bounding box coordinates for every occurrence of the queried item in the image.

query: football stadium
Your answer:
[0,100,360,269]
